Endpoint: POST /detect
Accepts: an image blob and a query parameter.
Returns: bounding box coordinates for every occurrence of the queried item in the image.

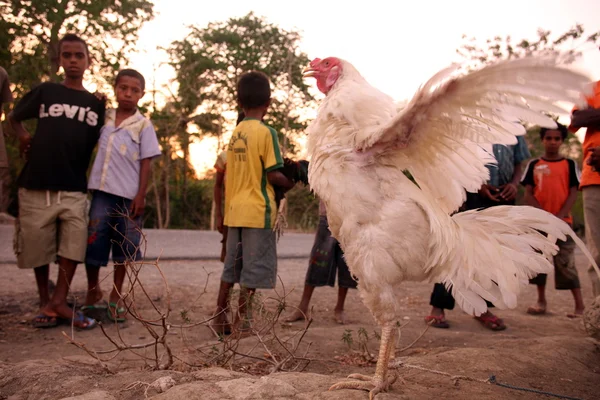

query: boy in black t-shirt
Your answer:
[9,34,105,330]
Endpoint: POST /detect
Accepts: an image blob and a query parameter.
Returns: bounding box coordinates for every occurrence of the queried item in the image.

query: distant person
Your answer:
[0,66,13,213]
[424,137,530,330]
[83,69,161,322]
[521,124,584,317]
[570,78,600,296]
[210,72,294,336]
[9,34,105,329]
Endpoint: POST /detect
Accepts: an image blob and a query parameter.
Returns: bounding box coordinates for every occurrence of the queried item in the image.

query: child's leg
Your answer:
[335,242,357,324]
[285,215,336,322]
[110,263,127,304]
[84,265,102,306]
[236,287,256,326]
[84,192,116,306]
[553,237,584,317]
[527,274,547,314]
[284,285,315,322]
[34,264,50,309]
[212,227,242,334]
[334,287,349,324]
[43,191,95,328]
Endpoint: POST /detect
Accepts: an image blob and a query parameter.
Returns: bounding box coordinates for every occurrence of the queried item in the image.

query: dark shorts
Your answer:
[529,236,580,290]
[221,227,277,289]
[305,216,357,289]
[85,190,142,267]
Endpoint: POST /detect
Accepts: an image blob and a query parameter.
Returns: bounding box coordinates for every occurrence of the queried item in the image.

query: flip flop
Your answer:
[70,311,97,330]
[81,301,108,312]
[32,313,59,328]
[424,315,450,329]
[475,314,506,331]
[107,302,127,323]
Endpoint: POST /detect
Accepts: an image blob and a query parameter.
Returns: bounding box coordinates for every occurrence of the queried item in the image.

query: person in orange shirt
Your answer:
[570,79,600,296]
[521,124,584,317]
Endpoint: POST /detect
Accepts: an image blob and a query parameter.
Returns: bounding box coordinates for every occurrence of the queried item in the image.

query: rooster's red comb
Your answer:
[310,58,322,67]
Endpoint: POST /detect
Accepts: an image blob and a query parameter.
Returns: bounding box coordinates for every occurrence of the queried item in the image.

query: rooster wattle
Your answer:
[303,56,600,398]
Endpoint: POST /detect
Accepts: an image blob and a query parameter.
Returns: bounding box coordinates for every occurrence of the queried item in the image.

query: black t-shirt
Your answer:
[12,82,105,192]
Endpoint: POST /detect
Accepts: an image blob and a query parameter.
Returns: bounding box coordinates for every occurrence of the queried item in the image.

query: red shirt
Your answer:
[521,158,580,224]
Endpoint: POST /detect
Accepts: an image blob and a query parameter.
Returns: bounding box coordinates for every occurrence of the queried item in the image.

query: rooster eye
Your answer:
[324,61,329,66]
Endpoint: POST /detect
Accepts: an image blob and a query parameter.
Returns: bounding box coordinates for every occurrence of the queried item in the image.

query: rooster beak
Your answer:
[302,66,316,78]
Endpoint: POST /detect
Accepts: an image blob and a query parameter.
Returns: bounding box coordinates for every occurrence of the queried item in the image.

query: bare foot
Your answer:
[567,307,584,318]
[42,301,76,320]
[84,287,103,307]
[284,309,307,323]
[334,309,346,324]
[526,301,547,315]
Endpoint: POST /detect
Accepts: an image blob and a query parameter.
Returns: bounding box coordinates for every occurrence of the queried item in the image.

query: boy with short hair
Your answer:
[84,68,161,322]
[9,34,105,329]
[521,123,584,317]
[211,71,294,335]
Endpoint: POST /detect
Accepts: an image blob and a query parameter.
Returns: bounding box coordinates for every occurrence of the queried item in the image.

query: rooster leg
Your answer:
[329,322,398,399]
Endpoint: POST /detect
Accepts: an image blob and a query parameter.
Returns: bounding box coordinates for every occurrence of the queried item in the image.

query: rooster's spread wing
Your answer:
[356,57,591,214]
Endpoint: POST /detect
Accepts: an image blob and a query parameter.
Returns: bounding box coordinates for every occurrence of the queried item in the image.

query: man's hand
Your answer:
[587,146,600,172]
[130,193,145,218]
[479,184,500,202]
[498,182,518,202]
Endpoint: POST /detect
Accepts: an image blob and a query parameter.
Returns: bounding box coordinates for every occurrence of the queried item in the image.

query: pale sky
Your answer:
[126,0,600,177]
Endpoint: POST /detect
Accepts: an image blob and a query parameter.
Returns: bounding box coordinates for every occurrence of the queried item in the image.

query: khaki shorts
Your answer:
[14,188,89,269]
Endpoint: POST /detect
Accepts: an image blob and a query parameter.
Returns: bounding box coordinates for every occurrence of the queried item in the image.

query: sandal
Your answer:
[107,302,127,323]
[32,313,59,328]
[424,315,450,329]
[475,313,506,331]
[71,311,97,330]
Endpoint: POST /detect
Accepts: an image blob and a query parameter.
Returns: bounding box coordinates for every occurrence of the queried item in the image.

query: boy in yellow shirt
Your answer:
[211,72,294,335]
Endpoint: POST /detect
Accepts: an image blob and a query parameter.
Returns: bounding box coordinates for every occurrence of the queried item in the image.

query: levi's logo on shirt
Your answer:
[39,103,99,126]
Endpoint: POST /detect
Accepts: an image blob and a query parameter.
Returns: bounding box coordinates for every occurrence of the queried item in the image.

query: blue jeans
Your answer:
[85,190,142,266]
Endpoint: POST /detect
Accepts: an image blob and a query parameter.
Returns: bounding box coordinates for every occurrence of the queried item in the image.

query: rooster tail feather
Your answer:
[437,205,598,317]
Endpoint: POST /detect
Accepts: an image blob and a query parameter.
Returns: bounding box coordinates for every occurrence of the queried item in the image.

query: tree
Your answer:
[457,24,600,71]
[1,0,154,96]
[168,12,316,161]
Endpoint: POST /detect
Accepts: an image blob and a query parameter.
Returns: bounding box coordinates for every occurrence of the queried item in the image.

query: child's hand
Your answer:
[588,147,600,172]
[479,184,500,202]
[130,194,145,218]
[18,132,32,159]
[498,183,517,202]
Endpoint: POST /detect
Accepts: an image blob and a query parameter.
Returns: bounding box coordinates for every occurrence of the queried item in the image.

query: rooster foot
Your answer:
[329,372,398,400]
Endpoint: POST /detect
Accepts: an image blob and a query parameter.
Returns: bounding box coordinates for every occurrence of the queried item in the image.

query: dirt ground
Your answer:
[1,250,599,399]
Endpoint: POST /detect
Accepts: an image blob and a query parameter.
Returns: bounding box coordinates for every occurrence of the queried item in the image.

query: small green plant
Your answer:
[342,329,354,349]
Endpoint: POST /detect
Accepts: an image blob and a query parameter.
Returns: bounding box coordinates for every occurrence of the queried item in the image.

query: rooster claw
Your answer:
[329,372,398,399]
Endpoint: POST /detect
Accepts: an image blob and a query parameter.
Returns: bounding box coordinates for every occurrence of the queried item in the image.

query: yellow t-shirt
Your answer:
[224,118,284,229]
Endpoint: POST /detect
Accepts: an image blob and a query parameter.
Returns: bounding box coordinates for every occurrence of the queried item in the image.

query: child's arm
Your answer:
[571,108,600,130]
[131,158,151,218]
[523,185,543,209]
[555,186,578,221]
[214,170,225,233]
[8,114,32,158]
[267,170,294,191]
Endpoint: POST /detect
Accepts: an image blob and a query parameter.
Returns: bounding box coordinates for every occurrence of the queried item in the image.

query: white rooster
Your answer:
[302,56,600,399]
